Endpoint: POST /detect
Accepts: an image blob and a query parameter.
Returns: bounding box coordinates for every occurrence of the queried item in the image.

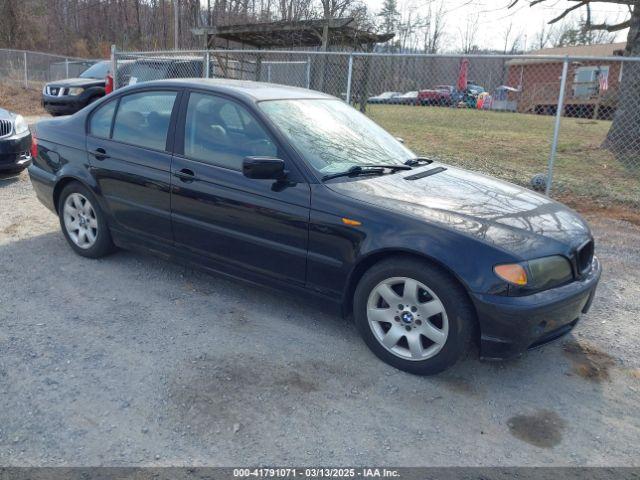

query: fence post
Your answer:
[205,51,210,78]
[255,52,262,81]
[65,58,69,78]
[110,44,118,89]
[306,56,311,89]
[346,54,353,104]
[545,57,569,196]
[23,51,28,89]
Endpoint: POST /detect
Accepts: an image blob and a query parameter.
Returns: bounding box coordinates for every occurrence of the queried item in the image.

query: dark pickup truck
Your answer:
[42,61,132,116]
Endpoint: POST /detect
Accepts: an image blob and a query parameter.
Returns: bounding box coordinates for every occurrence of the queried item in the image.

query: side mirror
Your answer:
[242,157,286,180]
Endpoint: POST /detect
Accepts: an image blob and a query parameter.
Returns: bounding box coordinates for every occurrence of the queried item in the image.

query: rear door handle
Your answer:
[90,148,109,160]
[175,168,195,182]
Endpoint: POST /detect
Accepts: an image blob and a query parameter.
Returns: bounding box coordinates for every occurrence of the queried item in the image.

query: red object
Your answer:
[30,132,38,159]
[105,73,114,95]
[598,70,609,92]
[417,85,454,106]
[457,59,469,92]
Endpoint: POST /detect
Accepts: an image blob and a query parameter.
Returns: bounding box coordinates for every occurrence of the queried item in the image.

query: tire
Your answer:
[2,166,25,174]
[353,256,475,375]
[57,182,116,258]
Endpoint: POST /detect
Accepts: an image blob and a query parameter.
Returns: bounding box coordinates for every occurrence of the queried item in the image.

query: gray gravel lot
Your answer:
[0,169,639,466]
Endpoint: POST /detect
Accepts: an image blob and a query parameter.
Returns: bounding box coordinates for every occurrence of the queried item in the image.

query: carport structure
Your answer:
[191,18,393,98]
[192,18,393,51]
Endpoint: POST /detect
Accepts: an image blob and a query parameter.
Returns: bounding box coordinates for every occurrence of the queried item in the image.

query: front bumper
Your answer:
[0,132,32,171]
[42,94,86,115]
[472,256,601,360]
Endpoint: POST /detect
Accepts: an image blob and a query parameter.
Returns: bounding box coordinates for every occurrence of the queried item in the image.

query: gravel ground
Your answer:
[0,169,639,467]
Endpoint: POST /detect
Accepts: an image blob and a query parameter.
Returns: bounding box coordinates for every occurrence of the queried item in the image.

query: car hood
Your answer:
[46,78,104,88]
[325,163,591,258]
[0,108,15,121]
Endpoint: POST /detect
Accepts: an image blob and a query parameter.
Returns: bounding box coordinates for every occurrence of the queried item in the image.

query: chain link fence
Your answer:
[0,49,97,90]
[110,48,640,205]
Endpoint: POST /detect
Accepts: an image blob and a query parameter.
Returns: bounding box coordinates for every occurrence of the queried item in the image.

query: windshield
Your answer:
[80,61,110,79]
[129,62,170,82]
[259,99,415,175]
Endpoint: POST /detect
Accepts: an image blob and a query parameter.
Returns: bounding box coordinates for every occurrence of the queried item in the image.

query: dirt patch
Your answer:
[167,354,365,437]
[507,410,566,448]
[2,223,19,236]
[563,340,617,382]
[626,369,640,380]
[0,83,47,116]
[436,375,479,396]
[558,196,640,227]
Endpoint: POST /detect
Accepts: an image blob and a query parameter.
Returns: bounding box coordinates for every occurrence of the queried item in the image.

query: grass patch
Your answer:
[367,105,640,208]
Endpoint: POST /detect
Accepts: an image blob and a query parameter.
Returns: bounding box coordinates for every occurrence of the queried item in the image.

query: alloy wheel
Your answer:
[63,193,98,249]
[366,276,449,361]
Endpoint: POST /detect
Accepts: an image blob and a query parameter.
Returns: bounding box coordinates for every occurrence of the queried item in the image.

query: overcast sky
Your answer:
[376,0,630,51]
[197,0,630,51]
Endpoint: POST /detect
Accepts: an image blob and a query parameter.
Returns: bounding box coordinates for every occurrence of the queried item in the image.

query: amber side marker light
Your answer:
[494,264,528,286]
[342,218,362,226]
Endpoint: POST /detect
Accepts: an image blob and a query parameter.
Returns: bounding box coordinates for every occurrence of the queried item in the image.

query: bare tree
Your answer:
[501,21,523,53]
[459,12,479,54]
[533,20,557,49]
[0,0,369,55]
[510,0,640,168]
[423,0,446,53]
[318,0,361,50]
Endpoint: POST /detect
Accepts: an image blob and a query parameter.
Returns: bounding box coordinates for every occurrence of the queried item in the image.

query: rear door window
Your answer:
[112,91,177,151]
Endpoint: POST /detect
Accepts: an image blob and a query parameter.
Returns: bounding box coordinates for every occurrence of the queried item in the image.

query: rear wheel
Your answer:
[354,257,475,375]
[2,166,26,174]
[58,182,115,258]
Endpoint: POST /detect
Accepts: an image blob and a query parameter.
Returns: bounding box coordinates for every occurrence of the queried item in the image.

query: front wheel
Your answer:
[353,257,475,375]
[58,182,116,258]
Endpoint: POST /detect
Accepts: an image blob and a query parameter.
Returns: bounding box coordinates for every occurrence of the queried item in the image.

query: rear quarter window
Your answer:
[89,100,117,138]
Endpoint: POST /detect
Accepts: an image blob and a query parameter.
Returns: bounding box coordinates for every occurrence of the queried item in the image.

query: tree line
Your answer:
[0,0,372,57]
[0,0,623,59]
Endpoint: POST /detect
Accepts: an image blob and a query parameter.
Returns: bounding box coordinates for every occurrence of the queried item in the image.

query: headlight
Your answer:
[528,255,573,290]
[494,255,573,291]
[13,115,29,135]
[68,87,84,96]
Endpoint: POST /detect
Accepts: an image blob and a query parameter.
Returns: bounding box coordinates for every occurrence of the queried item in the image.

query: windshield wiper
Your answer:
[322,164,412,181]
[404,157,434,167]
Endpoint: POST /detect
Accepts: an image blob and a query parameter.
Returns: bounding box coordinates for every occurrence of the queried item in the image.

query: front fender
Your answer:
[307,185,518,306]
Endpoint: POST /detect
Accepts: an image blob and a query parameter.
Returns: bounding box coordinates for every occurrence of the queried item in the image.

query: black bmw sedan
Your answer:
[0,108,32,172]
[28,79,600,375]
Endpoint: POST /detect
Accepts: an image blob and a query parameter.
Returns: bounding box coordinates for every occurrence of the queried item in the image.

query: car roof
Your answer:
[133,57,204,64]
[122,78,335,102]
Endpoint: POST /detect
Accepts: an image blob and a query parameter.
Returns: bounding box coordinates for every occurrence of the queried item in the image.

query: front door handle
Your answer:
[90,148,109,160]
[175,168,195,182]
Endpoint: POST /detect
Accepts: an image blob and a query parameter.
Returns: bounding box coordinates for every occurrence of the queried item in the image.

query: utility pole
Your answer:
[174,0,179,50]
